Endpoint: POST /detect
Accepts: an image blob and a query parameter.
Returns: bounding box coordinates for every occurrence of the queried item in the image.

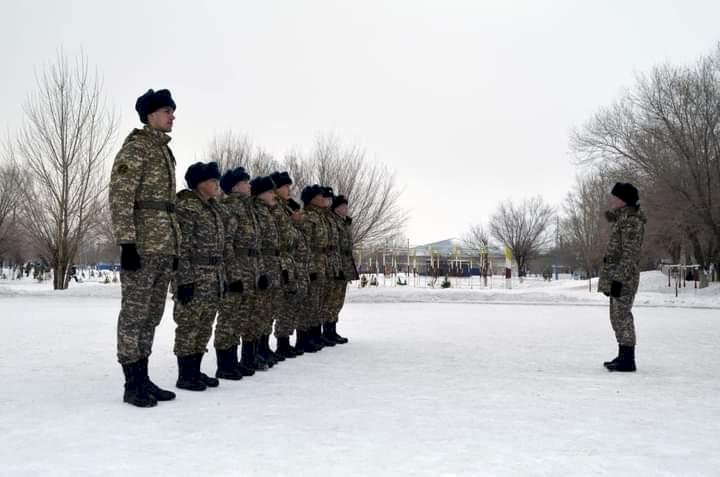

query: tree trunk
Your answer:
[53,259,69,290]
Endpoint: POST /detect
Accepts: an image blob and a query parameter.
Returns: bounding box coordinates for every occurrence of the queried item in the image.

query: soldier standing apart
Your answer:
[109,89,180,407]
[216,167,259,377]
[326,194,359,343]
[598,182,646,372]
[250,176,284,367]
[173,162,232,390]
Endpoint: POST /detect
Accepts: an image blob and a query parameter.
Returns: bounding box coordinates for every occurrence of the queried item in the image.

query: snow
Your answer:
[1,272,719,476]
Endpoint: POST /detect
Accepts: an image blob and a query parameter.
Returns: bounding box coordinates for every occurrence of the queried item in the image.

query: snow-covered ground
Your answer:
[1,272,719,476]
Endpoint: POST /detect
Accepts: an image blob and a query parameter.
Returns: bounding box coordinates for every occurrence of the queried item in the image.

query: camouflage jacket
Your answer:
[108,126,181,256]
[330,213,359,281]
[271,200,309,297]
[322,209,343,279]
[222,193,260,291]
[175,190,229,299]
[301,205,331,280]
[253,198,282,288]
[598,206,646,297]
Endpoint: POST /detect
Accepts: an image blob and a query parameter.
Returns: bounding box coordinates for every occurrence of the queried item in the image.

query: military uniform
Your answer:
[327,212,359,324]
[251,193,284,365]
[109,125,181,365]
[599,205,646,346]
[300,203,331,331]
[173,189,228,358]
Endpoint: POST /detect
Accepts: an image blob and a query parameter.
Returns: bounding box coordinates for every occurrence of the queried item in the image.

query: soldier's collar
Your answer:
[143,125,171,145]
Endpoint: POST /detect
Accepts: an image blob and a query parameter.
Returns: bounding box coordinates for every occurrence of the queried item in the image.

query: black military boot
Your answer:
[605,345,636,372]
[196,353,220,387]
[139,357,176,401]
[176,355,207,391]
[296,329,321,353]
[215,348,244,380]
[266,334,285,362]
[236,344,256,377]
[276,336,298,359]
[122,361,157,408]
[330,322,349,344]
[251,341,272,370]
[292,333,305,356]
[259,334,281,364]
[603,344,621,369]
[318,324,336,347]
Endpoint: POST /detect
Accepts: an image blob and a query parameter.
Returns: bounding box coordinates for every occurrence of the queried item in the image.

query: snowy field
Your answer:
[1,272,719,476]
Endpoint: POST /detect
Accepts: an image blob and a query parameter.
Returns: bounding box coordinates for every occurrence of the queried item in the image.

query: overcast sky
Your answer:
[1,0,719,244]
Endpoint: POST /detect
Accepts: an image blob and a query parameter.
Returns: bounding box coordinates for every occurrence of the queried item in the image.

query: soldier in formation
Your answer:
[598,182,646,372]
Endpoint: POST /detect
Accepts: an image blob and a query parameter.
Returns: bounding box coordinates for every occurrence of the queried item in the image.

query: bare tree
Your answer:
[14,51,117,289]
[0,159,24,257]
[294,135,408,246]
[489,196,555,276]
[205,131,280,178]
[572,45,720,269]
[563,172,611,290]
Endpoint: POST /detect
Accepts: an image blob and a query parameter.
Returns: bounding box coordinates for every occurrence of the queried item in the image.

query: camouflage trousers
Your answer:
[249,288,277,338]
[274,291,298,338]
[319,279,342,324]
[173,296,219,357]
[116,255,175,365]
[327,281,348,323]
[215,290,253,349]
[610,295,636,346]
[299,278,325,331]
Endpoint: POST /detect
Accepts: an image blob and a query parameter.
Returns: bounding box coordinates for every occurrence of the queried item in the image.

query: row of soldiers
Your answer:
[109,88,357,407]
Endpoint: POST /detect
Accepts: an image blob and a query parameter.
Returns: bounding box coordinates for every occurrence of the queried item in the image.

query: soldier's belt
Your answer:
[237,248,259,257]
[134,200,176,213]
[311,246,336,253]
[190,256,223,266]
[260,248,279,257]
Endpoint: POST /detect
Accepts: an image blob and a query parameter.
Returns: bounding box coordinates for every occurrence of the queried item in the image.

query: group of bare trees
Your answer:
[466,45,720,279]
[572,44,720,272]
[205,132,407,246]
[1,53,406,289]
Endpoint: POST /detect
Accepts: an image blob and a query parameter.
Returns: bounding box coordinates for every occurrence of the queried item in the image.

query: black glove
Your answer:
[309,272,318,282]
[610,281,623,298]
[257,275,270,290]
[177,283,195,305]
[120,244,141,271]
[282,270,290,285]
[228,280,243,293]
[602,290,610,297]
[336,270,346,280]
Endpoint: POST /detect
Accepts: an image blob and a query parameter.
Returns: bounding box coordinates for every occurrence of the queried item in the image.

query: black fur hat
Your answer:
[332,194,348,210]
[611,182,639,207]
[220,167,250,194]
[135,89,176,124]
[270,171,292,188]
[322,186,334,198]
[185,162,220,190]
[287,198,302,211]
[301,184,324,205]
[251,176,275,196]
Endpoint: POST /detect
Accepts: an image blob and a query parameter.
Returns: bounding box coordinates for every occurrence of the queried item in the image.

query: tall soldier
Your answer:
[173,162,237,391]
[216,167,259,376]
[598,182,646,372]
[269,171,306,359]
[297,185,333,352]
[109,89,180,408]
[250,176,284,366]
[325,194,359,343]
